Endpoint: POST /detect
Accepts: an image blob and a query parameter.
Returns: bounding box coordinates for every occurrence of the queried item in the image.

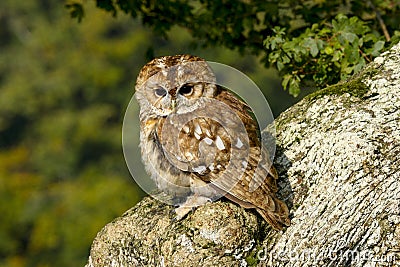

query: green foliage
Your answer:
[264,15,385,96]
[69,0,400,96]
[0,2,148,266]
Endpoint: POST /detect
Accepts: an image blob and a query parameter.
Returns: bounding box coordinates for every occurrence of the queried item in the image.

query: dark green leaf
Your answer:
[65,3,85,22]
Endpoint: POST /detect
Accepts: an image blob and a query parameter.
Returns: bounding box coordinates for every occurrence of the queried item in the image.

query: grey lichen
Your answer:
[86,43,400,267]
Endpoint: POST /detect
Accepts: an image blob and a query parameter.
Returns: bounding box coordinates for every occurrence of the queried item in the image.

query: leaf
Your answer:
[353,59,366,73]
[282,54,291,64]
[288,76,301,97]
[304,38,319,57]
[371,41,385,56]
[344,45,360,62]
[324,46,334,55]
[96,0,117,16]
[332,19,339,31]
[341,32,357,43]
[282,74,292,90]
[271,39,277,50]
[277,61,284,71]
[310,43,319,57]
[358,37,364,47]
[343,66,354,74]
[65,3,85,22]
[316,39,325,50]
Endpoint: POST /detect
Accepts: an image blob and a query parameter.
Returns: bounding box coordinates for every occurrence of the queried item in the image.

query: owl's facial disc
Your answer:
[137,59,218,117]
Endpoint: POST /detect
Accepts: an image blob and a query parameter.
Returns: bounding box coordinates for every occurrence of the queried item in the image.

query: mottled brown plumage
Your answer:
[135,55,290,230]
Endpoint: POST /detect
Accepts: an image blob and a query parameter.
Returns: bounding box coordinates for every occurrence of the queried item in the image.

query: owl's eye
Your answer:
[154,87,167,97]
[179,84,194,96]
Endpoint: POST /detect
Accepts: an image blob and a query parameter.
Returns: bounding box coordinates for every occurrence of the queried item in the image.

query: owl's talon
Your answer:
[173,206,193,221]
[172,195,212,221]
[169,208,189,222]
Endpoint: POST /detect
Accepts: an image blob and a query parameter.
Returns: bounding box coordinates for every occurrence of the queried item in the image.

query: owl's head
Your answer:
[135,55,217,118]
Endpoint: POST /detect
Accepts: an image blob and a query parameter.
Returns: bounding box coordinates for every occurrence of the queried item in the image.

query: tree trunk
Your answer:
[85,43,400,267]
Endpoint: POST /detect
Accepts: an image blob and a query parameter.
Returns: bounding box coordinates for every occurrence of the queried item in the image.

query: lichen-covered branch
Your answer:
[85,43,400,267]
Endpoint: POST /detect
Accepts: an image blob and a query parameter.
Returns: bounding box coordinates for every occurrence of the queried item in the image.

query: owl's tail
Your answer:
[256,197,291,230]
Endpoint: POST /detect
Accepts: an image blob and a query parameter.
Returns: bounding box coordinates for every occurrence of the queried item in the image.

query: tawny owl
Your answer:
[135,54,290,230]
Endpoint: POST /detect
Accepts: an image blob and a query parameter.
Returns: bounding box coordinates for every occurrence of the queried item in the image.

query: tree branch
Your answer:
[367,0,391,41]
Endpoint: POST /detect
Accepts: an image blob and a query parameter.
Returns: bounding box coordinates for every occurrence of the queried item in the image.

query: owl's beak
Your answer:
[171,99,176,110]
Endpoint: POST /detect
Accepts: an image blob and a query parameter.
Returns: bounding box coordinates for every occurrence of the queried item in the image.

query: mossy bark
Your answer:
[86,43,400,267]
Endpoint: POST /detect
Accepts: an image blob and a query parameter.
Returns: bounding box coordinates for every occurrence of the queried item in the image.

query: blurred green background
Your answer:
[0,1,308,266]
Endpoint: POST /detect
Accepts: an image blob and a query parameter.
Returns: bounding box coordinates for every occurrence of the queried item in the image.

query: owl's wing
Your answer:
[199,89,289,229]
[213,90,290,229]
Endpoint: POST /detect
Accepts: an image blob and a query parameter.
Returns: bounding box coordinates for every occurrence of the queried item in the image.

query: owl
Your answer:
[135,54,290,230]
